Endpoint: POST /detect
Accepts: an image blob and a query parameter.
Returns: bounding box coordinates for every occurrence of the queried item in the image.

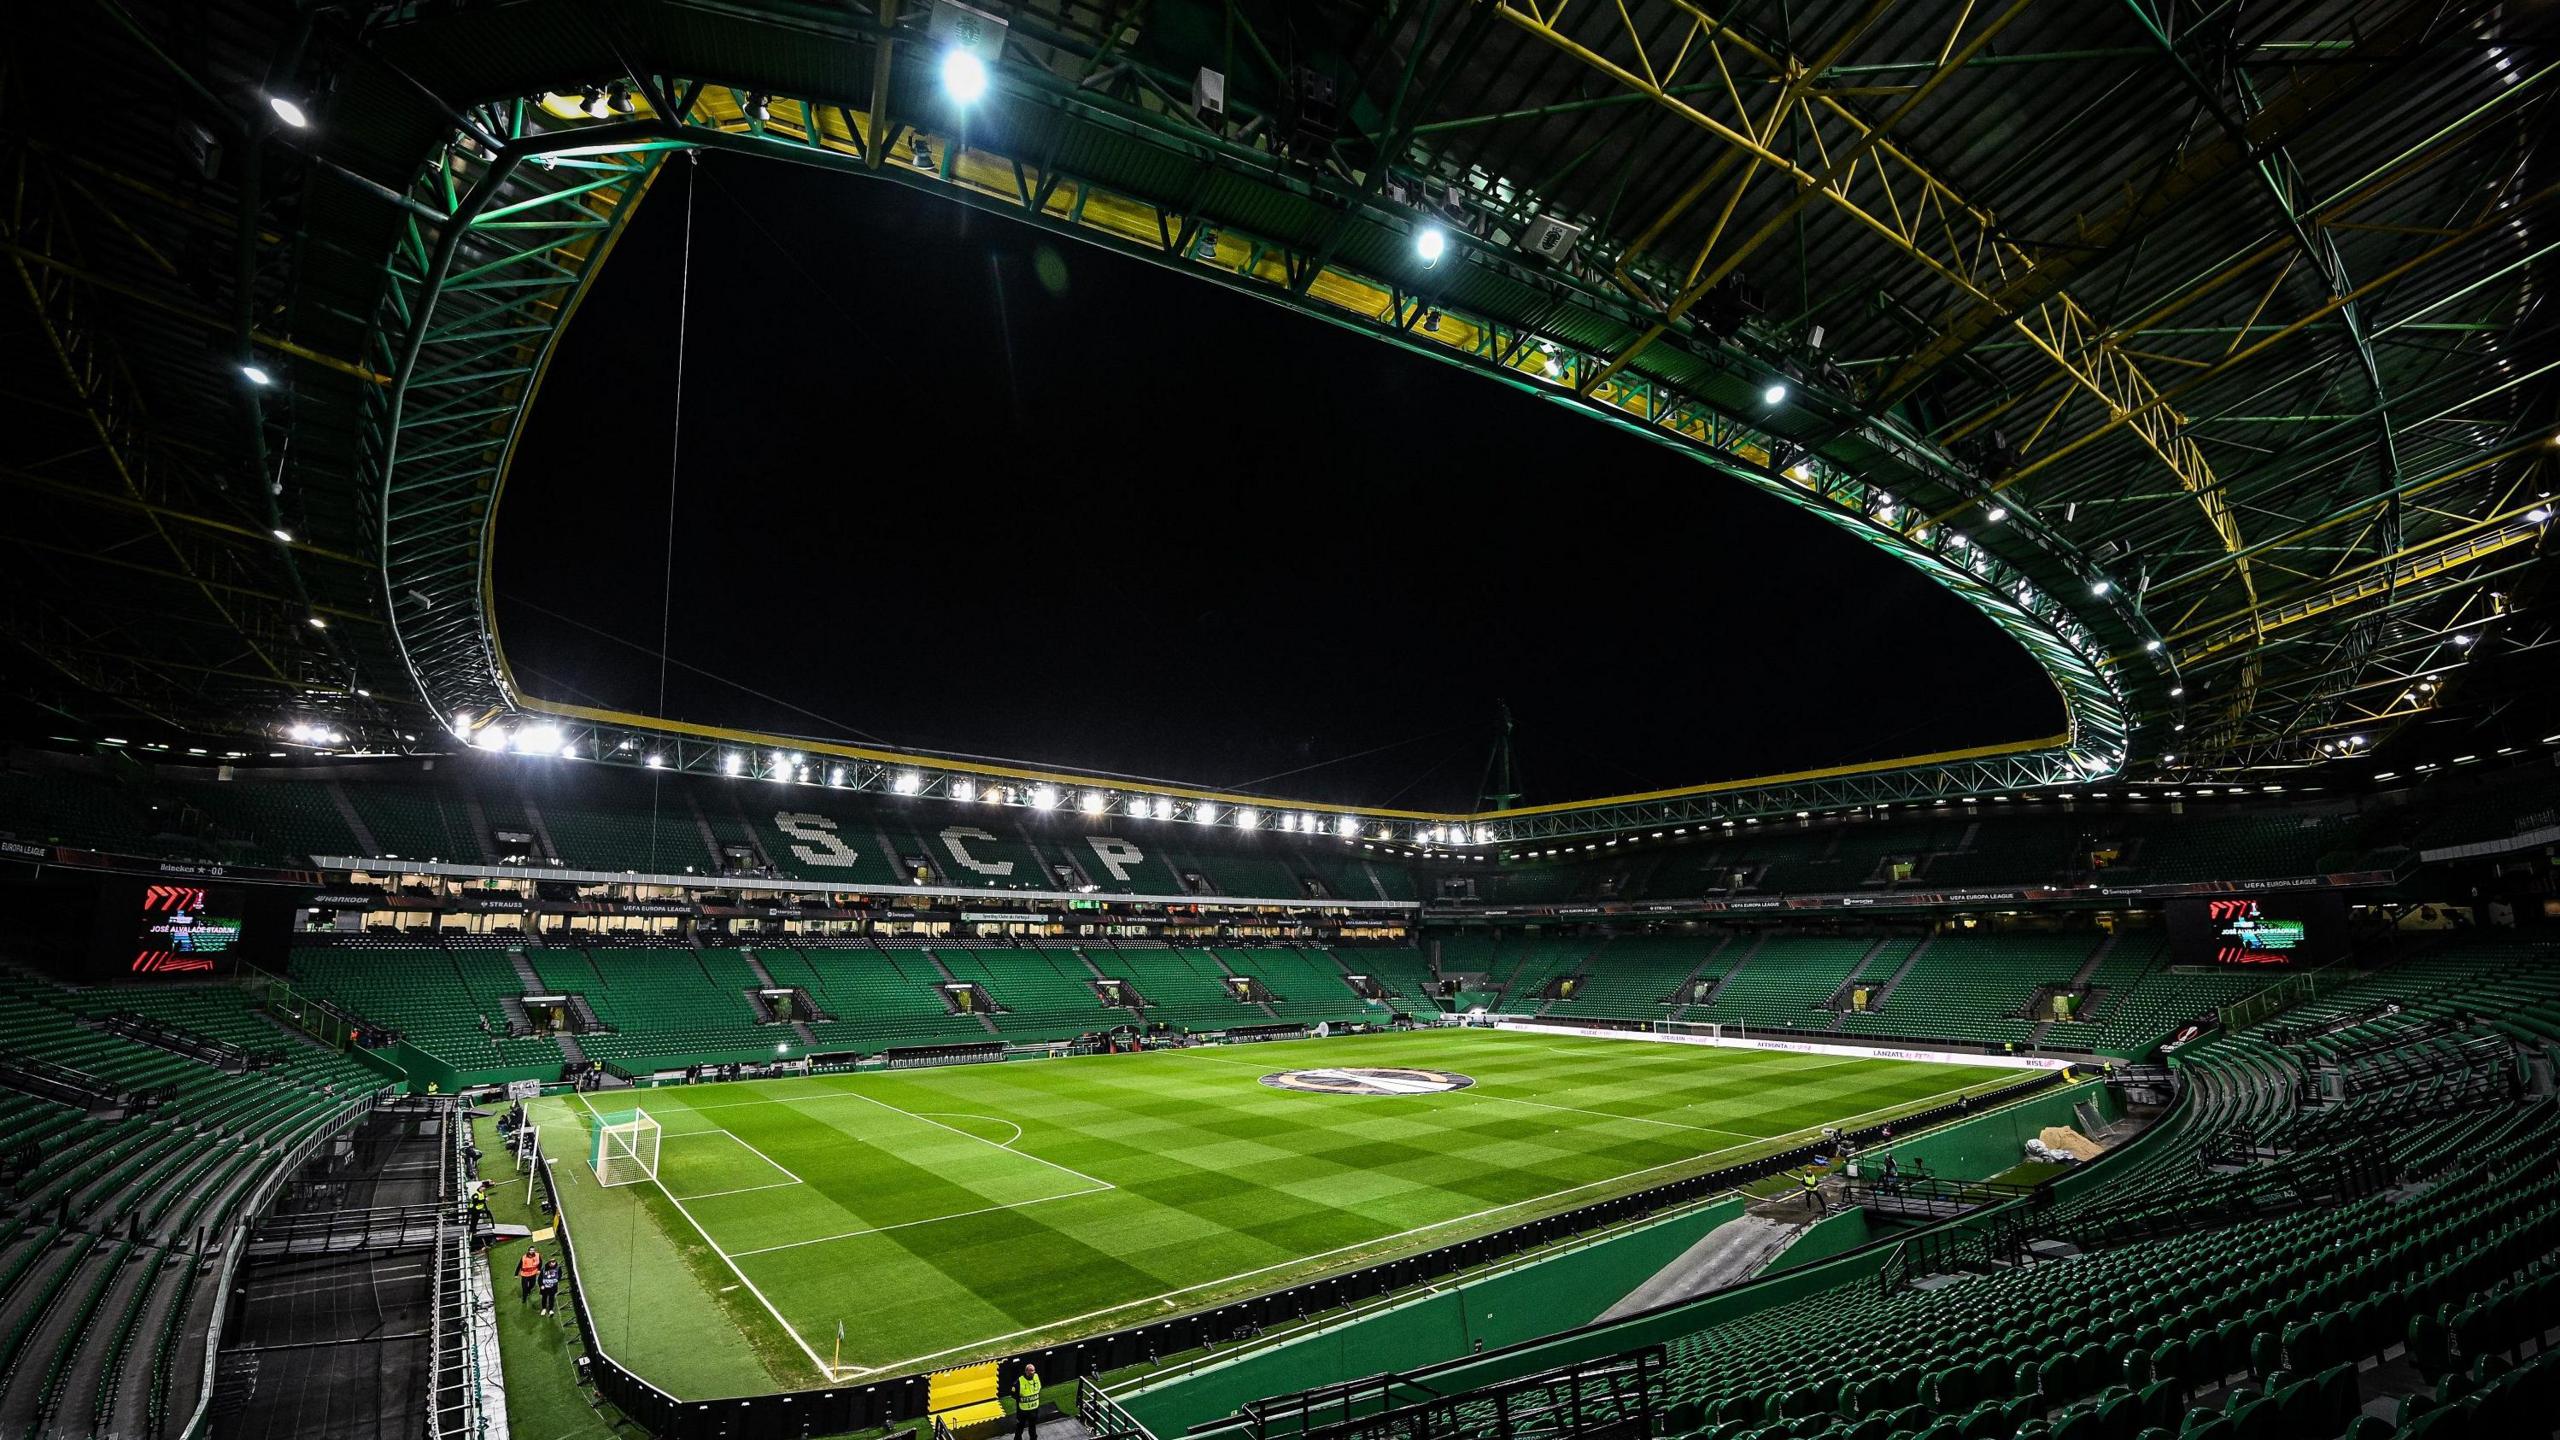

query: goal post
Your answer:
[589,1107,660,1187]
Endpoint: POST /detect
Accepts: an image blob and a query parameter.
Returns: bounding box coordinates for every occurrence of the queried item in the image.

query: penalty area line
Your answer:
[724,1184,1117,1258]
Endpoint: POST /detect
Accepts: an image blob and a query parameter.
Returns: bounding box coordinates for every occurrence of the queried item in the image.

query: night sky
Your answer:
[495,152,2060,809]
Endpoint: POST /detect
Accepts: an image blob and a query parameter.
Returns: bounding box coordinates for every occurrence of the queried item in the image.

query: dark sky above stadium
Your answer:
[498,153,2060,810]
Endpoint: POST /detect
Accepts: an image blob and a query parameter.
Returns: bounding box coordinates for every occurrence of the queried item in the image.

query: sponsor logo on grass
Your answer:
[1260,1066,1475,1096]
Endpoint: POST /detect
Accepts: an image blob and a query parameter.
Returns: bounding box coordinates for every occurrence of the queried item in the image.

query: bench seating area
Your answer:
[0,979,377,1439]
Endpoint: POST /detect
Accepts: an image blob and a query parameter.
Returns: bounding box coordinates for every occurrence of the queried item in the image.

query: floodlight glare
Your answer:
[241,363,274,387]
[1080,791,1105,815]
[892,770,923,795]
[2144,639,2162,652]
[267,94,309,129]
[1986,506,2009,523]
[951,779,976,802]
[1195,803,1218,825]
[272,528,294,543]
[1416,226,1448,265]
[2089,578,2111,597]
[722,752,744,776]
[1761,381,1788,405]
[1235,806,1258,828]
[1031,784,1059,810]
[941,49,990,104]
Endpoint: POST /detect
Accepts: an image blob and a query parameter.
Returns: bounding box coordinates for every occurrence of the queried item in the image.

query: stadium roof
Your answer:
[5,0,2554,842]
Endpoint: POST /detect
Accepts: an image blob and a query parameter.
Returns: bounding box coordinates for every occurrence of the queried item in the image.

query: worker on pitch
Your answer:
[1011,1362,1042,1440]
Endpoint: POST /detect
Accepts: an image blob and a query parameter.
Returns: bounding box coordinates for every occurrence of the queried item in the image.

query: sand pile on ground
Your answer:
[2039,1126,2105,1160]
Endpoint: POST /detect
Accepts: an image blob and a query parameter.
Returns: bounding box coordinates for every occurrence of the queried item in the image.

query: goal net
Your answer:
[589,1108,660,1188]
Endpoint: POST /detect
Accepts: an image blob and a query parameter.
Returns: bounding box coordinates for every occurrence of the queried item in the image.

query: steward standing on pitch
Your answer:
[1011,1362,1042,1439]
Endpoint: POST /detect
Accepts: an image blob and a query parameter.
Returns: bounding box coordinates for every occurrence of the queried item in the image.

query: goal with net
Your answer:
[588,1107,660,1187]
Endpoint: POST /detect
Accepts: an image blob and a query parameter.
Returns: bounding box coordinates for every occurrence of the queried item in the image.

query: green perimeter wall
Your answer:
[1121,1077,2108,1438]
[1120,1198,1747,1438]
[1760,1208,1872,1275]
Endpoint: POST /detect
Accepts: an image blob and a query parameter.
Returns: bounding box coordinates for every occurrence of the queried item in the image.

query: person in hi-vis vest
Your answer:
[1011,1362,1042,1439]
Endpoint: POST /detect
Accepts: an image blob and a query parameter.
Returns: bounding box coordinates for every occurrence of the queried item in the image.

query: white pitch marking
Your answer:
[832,1088,1118,1192]
[919,1113,1025,1149]
[724,1184,1116,1257]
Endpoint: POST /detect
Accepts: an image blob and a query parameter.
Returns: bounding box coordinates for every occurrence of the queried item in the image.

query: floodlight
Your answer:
[952,778,977,802]
[1986,506,2009,523]
[2533,508,2552,523]
[1195,803,1218,825]
[272,528,294,542]
[942,49,990,104]
[307,615,327,628]
[2089,578,2111,597]
[1416,226,1447,265]
[722,752,744,776]
[829,767,846,787]
[2144,639,2162,652]
[1761,381,1788,405]
[893,770,923,795]
[608,84,636,116]
[268,94,309,128]
[242,363,274,386]
[476,728,510,752]
[517,724,564,756]
[1235,806,1258,828]
[644,754,663,769]
[1337,815,1360,837]
[1031,784,1059,810]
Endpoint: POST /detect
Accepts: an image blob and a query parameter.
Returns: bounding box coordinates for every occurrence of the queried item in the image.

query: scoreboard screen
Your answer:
[132,884,243,975]
[2167,892,2342,968]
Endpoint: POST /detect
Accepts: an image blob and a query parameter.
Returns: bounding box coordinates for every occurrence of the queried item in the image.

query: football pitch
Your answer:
[532,1028,2008,1395]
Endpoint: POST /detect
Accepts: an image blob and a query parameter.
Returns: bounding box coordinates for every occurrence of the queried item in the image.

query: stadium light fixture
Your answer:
[267,94,309,128]
[1986,506,2009,523]
[241,362,274,386]
[1031,784,1059,810]
[892,770,923,795]
[516,724,564,756]
[1077,791,1104,815]
[644,754,663,769]
[1235,806,1258,829]
[2144,639,2162,652]
[2089,578,2112,597]
[307,615,327,628]
[475,728,510,752]
[2169,685,2185,697]
[941,48,990,104]
[1761,381,1788,405]
[272,528,294,543]
[1195,803,1218,825]
[2532,507,2552,523]
[1416,226,1448,266]
[828,767,845,787]
[722,752,744,776]
[1338,815,1361,837]
[951,778,977,802]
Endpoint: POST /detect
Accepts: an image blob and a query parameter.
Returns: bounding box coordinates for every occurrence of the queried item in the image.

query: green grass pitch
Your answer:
[531,1028,2006,1396]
